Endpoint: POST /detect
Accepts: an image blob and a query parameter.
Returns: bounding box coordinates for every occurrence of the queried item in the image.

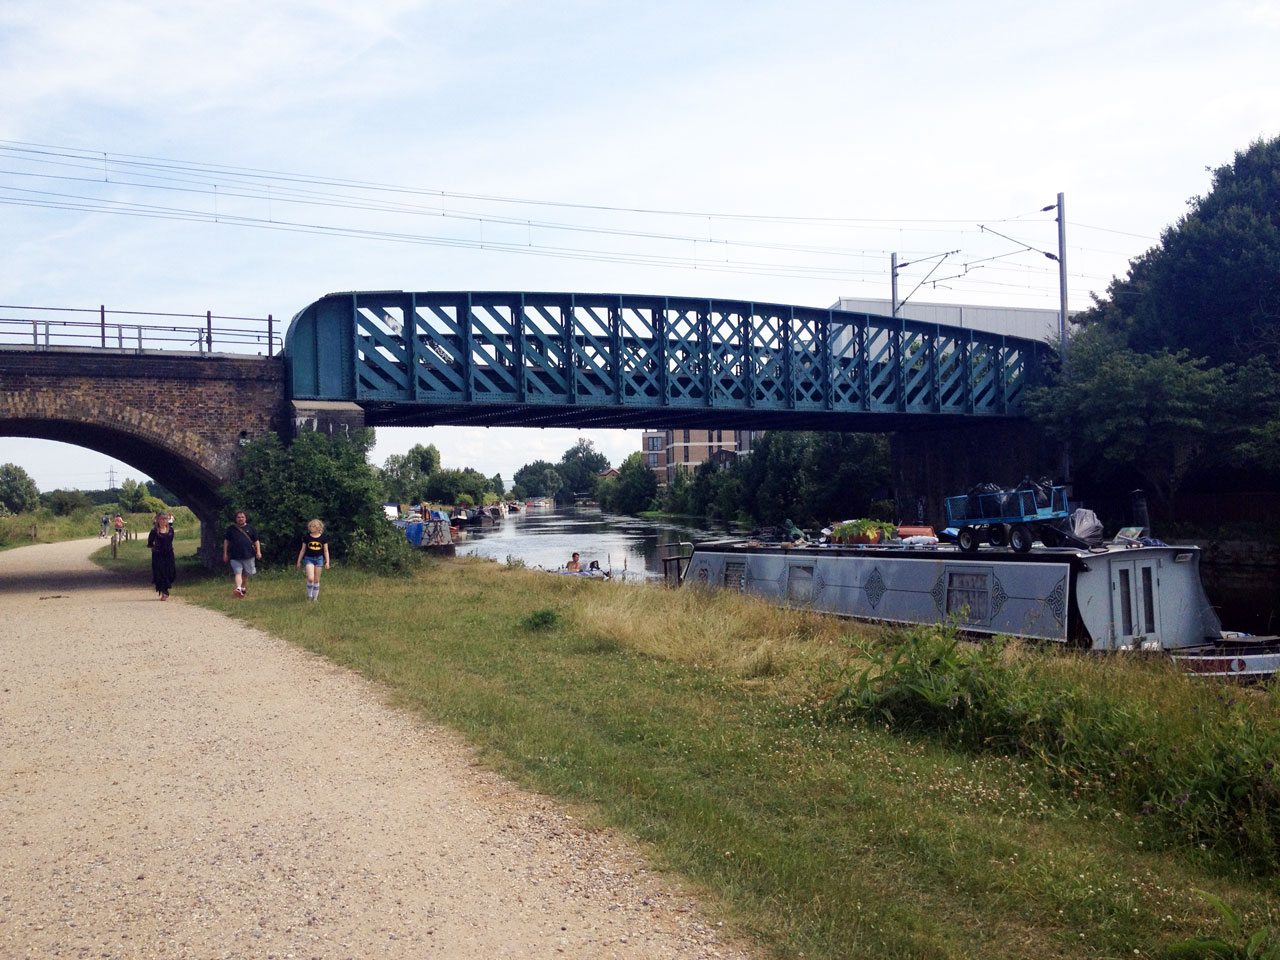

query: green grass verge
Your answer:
[91,544,1280,959]
[1,505,198,550]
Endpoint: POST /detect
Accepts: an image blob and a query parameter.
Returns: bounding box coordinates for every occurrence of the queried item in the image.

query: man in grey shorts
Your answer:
[222,510,262,598]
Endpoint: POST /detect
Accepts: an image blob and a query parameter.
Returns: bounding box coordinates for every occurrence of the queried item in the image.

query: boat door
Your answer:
[1110,557,1161,647]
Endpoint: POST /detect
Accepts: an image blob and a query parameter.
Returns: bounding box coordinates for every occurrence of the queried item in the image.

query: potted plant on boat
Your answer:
[831,519,896,544]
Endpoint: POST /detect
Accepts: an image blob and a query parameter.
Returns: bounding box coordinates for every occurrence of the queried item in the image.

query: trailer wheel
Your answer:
[1010,524,1034,553]
[957,526,980,552]
[988,523,1008,547]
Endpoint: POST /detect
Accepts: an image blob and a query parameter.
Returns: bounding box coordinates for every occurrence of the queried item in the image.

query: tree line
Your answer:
[1024,134,1280,523]
[0,465,180,517]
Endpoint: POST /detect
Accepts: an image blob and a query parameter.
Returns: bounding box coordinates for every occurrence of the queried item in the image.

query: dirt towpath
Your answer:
[0,539,751,959]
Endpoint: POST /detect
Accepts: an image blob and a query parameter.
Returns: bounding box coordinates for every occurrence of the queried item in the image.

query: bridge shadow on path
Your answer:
[0,539,151,598]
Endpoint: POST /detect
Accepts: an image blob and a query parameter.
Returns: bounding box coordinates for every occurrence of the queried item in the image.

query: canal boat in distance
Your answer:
[678,534,1280,679]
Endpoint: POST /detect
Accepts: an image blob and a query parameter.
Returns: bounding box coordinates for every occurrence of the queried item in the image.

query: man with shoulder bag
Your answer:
[222,510,262,599]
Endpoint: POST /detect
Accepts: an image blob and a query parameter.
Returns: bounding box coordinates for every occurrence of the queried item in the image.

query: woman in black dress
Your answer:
[147,511,176,600]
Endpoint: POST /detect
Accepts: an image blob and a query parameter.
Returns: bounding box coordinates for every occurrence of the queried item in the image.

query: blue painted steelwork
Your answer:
[285,291,1046,429]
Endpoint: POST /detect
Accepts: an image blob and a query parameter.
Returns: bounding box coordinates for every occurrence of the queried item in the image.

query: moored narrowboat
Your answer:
[680,538,1280,677]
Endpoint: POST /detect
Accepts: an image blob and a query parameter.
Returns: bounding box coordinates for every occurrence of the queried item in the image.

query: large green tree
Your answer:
[656,431,890,527]
[1025,326,1234,517]
[599,452,657,515]
[380,443,441,504]
[424,468,489,506]
[44,489,95,516]
[740,431,814,525]
[1081,135,1280,367]
[0,463,40,514]
[556,438,610,500]
[511,460,560,498]
[117,478,151,513]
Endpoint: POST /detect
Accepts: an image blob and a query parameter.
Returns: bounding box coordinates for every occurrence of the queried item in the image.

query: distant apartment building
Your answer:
[641,428,761,484]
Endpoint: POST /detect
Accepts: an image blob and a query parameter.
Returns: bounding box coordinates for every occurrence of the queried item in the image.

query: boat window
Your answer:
[724,561,747,592]
[787,565,815,602]
[946,571,989,621]
[1141,566,1155,635]
[1118,568,1133,636]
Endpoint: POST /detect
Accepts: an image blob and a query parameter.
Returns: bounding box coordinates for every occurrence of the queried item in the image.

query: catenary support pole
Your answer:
[891,253,899,317]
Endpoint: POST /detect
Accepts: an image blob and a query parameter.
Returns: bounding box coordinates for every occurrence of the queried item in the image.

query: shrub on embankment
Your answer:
[819,625,1280,873]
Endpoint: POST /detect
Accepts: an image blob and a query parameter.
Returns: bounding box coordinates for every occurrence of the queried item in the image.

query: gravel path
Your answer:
[0,539,752,960]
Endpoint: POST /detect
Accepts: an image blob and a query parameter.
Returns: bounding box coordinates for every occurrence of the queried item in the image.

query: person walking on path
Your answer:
[112,513,125,540]
[146,511,176,600]
[295,518,330,601]
[222,510,261,599]
[99,512,110,538]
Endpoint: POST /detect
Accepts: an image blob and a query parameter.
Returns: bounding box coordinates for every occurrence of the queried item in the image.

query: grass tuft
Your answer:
[522,607,560,631]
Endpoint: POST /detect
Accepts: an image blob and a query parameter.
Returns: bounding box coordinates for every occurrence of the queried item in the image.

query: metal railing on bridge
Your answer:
[0,304,279,356]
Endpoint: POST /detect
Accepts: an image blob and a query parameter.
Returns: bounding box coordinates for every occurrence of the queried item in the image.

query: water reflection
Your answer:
[457,504,739,579]
[1200,564,1280,635]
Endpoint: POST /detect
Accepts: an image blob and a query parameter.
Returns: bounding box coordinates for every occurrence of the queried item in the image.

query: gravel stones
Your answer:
[0,540,751,960]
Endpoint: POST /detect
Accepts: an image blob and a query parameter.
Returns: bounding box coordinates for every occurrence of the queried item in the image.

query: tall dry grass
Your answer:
[571,580,887,681]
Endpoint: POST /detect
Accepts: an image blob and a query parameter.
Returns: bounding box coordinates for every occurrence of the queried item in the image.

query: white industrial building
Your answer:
[831,297,1063,344]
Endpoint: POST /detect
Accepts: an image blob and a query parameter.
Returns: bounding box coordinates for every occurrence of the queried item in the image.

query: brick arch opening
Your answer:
[0,349,288,565]
[0,414,227,563]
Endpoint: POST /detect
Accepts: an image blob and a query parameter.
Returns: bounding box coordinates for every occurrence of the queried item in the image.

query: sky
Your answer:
[2,0,1279,492]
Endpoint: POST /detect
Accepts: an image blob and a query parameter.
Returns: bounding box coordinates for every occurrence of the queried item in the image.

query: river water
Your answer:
[455,504,738,580]
[458,505,1280,634]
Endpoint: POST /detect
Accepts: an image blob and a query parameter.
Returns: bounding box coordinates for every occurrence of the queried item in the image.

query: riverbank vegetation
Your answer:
[96,540,1280,959]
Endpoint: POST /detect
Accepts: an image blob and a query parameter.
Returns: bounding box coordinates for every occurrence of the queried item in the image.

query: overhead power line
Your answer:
[0,139,1138,304]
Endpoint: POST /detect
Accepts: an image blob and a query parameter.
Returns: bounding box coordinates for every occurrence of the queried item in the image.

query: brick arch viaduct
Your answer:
[0,350,288,562]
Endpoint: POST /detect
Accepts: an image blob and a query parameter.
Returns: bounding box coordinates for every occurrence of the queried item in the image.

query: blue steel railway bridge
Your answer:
[0,291,1055,558]
[287,290,1047,431]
